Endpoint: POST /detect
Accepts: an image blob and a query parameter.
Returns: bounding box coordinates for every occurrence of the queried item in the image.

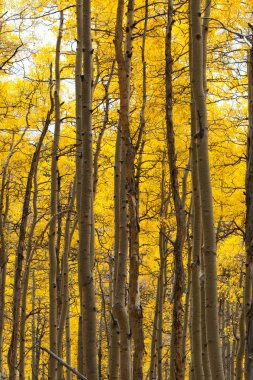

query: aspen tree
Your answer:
[48,11,63,379]
[112,0,135,379]
[236,306,245,380]
[165,1,187,378]
[189,12,204,380]
[77,0,98,378]
[0,133,25,375]
[75,0,84,373]
[65,292,72,380]
[246,43,253,380]
[19,172,38,380]
[181,161,191,373]
[32,272,36,380]
[183,213,192,374]
[190,0,225,379]
[149,159,168,380]
[7,73,54,379]
[108,124,121,380]
[57,181,75,380]
[128,0,147,375]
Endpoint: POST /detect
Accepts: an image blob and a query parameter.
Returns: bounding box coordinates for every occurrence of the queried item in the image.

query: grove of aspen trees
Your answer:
[0,0,253,379]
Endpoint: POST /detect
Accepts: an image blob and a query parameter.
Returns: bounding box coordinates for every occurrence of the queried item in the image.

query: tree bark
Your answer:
[75,0,84,374]
[246,44,253,380]
[112,1,135,379]
[48,11,64,379]
[166,1,186,378]
[57,181,75,380]
[190,0,225,379]
[7,69,54,379]
[190,26,204,379]
[19,172,38,380]
[108,124,121,380]
[77,0,98,378]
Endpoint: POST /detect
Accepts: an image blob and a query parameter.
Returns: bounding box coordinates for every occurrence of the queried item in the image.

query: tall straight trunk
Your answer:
[181,161,191,371]
[236,305,245,380]
[190,29,204,380]
[149,162,168,380]
[56,175,63,322]
[190,1,224,379]
[182,213,192,370]
[112,1,134,379]
[0,167,7,375]
[66,291,72,380]
[75,0,84,374]
[219,297,225,373]
[77,0,98,378]
[246,44,253,380]
[166,1,186,379]
[200,248,212,379]
[48,12,63,379]
[31,272,40,380]
[19,172,38,380]
[157,164,168,380]
[108,124,121,380]
[149,261,162,380]
[128,2,147,378]
[57,181,75,380]
[0,138,19,374]
[226,300,231,380]
[7,71,54,380]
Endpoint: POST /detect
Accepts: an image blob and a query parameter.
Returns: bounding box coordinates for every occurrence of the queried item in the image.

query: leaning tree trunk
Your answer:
[190,1,225,379]
[0,139,19,374]
[7,70,54,379]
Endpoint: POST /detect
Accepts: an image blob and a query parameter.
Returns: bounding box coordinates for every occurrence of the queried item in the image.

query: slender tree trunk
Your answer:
[75,0,84,374]
[31,272,39,380]
[236,306,245,380]
[57,181,75,380]
[149,261,162,380]
[7,70,54,380]
[128,1,147,377]
[66,291,72,380]
[181,162,191,372]
[77,1,98,378]
[48,12,64,379]
[200,248,212,379]
[157,164,168,380]
[0,141,17,374]
[19,172,38,380]
[190,37,204,380]
[108,124,121,380]
[166,1,186,378]
[246,44,253,380]
[112,1,135,379]
[93,61,115,197]
[190,1,224,378]
[182,214,192,371]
